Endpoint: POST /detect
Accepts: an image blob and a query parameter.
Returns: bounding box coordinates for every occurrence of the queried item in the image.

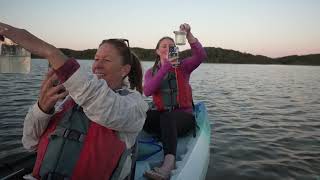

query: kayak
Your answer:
[0,102,211,180]
[135,101,211,180]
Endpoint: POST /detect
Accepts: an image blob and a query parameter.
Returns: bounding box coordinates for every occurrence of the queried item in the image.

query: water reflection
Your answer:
[0,60,319,179]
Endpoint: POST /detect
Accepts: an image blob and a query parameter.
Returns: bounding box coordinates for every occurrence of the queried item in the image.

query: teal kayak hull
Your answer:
[135,102,211,180]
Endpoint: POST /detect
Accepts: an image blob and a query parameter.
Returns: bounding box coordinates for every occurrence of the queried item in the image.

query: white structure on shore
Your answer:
[0,38,31,74]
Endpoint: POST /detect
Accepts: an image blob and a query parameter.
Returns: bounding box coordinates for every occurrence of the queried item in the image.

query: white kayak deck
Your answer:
[134,102,211,180]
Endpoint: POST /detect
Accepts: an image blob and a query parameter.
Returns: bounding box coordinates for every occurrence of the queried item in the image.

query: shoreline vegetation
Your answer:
[31,47,320,65]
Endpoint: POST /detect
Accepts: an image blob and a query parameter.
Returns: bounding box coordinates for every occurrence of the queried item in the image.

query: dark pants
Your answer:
[143,110,195,156]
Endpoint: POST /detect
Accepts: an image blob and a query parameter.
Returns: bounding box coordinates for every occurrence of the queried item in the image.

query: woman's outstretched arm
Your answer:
[0,22,67,69]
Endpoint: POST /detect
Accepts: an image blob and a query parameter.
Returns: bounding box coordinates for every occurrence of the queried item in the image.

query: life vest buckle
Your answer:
[63,129,86,142]
[166,104,180,111]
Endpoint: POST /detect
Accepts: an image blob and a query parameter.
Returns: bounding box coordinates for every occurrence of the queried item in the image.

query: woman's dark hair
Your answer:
[152,36,174,73]
[99,39,143,94]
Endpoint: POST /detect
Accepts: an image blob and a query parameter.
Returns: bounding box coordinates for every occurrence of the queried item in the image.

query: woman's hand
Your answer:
[0,21,67,69]
[180,23,191,34]
[169,58,180,66]
[0,23,9,42]
[179,23,197,44]
[162,50,179,67]
[38,69,68,114]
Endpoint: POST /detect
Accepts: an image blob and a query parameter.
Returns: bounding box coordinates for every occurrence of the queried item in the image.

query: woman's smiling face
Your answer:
[92,43,129,90]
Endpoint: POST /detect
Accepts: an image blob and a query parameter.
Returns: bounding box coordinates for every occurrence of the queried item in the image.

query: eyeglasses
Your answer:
[101,38,130,48]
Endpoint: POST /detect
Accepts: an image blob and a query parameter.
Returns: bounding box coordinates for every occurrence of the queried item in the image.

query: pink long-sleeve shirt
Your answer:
[143,41,207,112]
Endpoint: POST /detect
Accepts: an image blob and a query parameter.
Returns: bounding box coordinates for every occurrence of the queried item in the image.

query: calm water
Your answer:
[0,59,319,179]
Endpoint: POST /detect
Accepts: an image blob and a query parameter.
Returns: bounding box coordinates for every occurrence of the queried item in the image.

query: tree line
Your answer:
[32,47,320,65]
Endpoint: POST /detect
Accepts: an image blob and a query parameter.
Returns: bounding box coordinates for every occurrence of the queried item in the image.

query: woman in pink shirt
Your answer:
[143,23,207,179]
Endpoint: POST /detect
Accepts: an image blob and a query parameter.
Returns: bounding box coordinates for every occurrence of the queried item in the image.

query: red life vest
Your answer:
[32,99,126,180]
[152,66,193,111]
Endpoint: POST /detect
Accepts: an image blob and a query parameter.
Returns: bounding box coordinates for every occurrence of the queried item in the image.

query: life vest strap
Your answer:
[110,148,133,180]
[42,172,69,180]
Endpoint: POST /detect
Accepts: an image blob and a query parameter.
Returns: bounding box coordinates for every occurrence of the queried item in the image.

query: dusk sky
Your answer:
[1,0,319,58]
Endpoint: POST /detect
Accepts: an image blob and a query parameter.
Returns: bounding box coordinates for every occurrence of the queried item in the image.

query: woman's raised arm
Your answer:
[0,22,67,69]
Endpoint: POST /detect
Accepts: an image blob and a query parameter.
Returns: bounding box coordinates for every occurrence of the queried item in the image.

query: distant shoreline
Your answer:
[31,47,320,66]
